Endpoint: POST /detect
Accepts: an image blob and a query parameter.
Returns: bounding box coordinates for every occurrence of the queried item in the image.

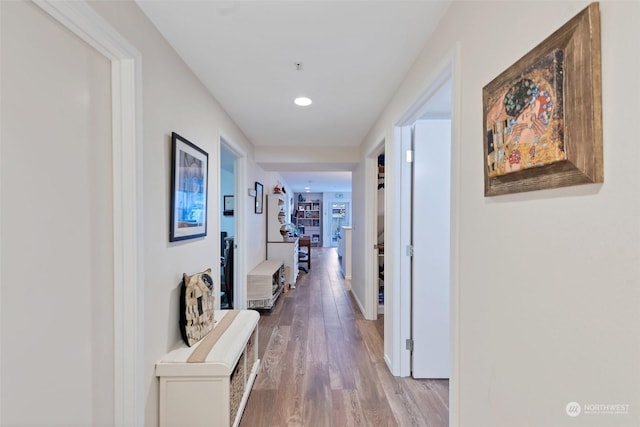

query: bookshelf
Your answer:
[295,196,322,247]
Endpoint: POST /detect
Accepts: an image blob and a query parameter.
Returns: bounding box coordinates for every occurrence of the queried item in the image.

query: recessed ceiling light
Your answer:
[294,97,312,107]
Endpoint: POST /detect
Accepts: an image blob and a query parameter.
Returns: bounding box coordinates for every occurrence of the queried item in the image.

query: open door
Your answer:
[411,119,451,379]
[388,45,459,423]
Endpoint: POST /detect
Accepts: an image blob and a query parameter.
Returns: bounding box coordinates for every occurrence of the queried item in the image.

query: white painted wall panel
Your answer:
[358,1,640,426]
[1,1,112,424]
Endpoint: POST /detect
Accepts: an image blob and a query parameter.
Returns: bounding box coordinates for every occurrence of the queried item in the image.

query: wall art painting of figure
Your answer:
[485,49,565,178]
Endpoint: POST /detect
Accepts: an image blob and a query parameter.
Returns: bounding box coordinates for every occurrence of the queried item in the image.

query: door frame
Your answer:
[33,1,144,425]
[219,133,248,310]
[391,44,461,426]
[365,138,385,321]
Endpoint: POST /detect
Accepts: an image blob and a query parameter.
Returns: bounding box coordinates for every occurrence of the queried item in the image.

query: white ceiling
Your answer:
[137,0,451,192]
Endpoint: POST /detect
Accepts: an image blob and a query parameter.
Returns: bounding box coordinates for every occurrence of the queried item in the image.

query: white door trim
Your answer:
[391,43,461,426]
[33,2,144,425]
[219,133,248,310]
[393,124,413,377]
[449,44,462,427]
[363,137,385,321]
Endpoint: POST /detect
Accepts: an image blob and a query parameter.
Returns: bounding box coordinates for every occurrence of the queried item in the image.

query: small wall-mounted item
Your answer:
[170,132,208,242]
[223,195,234,216]
[255,182,264,214]
[248,188,257,197]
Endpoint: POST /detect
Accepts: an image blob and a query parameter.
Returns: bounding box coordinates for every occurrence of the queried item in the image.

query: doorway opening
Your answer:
[219,136,248,310]
[386,46,461,424]
[329,201,350,248]
[220,143,236,308]
[376,152,386,316]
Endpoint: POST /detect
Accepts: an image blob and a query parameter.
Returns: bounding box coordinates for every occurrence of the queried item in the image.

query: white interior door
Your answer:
[411,119,451,379]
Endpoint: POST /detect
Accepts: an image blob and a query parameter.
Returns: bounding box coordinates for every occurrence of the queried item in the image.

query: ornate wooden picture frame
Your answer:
[483,3,602,196]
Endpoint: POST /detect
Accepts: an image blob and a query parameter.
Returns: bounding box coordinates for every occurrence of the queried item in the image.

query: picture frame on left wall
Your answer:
[255,182,264,214]
[170,132,208,241]
[223,195,234,216]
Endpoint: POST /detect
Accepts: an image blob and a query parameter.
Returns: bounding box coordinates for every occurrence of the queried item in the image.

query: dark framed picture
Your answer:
[255,182,264,214]
[170,132,208,241]
[482,3,602,196]
[223,195,234,216]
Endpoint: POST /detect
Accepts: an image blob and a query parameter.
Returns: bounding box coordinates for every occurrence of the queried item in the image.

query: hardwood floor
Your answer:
[240,247,449,427]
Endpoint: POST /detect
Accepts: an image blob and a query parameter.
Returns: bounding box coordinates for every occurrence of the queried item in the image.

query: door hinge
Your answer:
[406,339,414,352]
[406,149,414,163]
[406,244,414,257]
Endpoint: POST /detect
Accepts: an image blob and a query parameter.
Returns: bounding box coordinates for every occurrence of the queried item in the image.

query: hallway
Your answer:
[240,247,449,427]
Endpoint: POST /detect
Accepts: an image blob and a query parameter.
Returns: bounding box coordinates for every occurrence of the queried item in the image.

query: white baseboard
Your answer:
[351,289,367,317]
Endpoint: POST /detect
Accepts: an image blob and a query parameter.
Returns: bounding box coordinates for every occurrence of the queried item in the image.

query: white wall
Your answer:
[61,1,263,425]
[351,162,368,312]
[357,1,640,426]
[1,1,113,424]
[243,171,293,270]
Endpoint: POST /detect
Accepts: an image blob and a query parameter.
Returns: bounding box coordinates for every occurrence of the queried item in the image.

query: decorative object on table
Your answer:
[255,181,264,214]
[223,195,234,216]
[482,2,602,197]
[170,132,208,241]
[179,268,215,347]
[279,222,297,239]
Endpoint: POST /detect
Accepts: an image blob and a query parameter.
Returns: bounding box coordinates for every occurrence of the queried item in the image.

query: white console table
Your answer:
[267,237,299,288]
[155,310,260,427]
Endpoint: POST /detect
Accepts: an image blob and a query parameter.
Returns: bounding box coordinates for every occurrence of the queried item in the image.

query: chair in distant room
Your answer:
[298,236,311,273]
[220,231,228,260]
[219,231,227,304]
[220,236,234,308]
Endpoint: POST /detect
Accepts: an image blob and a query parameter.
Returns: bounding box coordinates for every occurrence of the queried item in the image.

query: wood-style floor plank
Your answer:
[239,389,277,427]
[331,389,366,426]
[240,247,449,427]
[253,325,290,390]
[375,362,430,426]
